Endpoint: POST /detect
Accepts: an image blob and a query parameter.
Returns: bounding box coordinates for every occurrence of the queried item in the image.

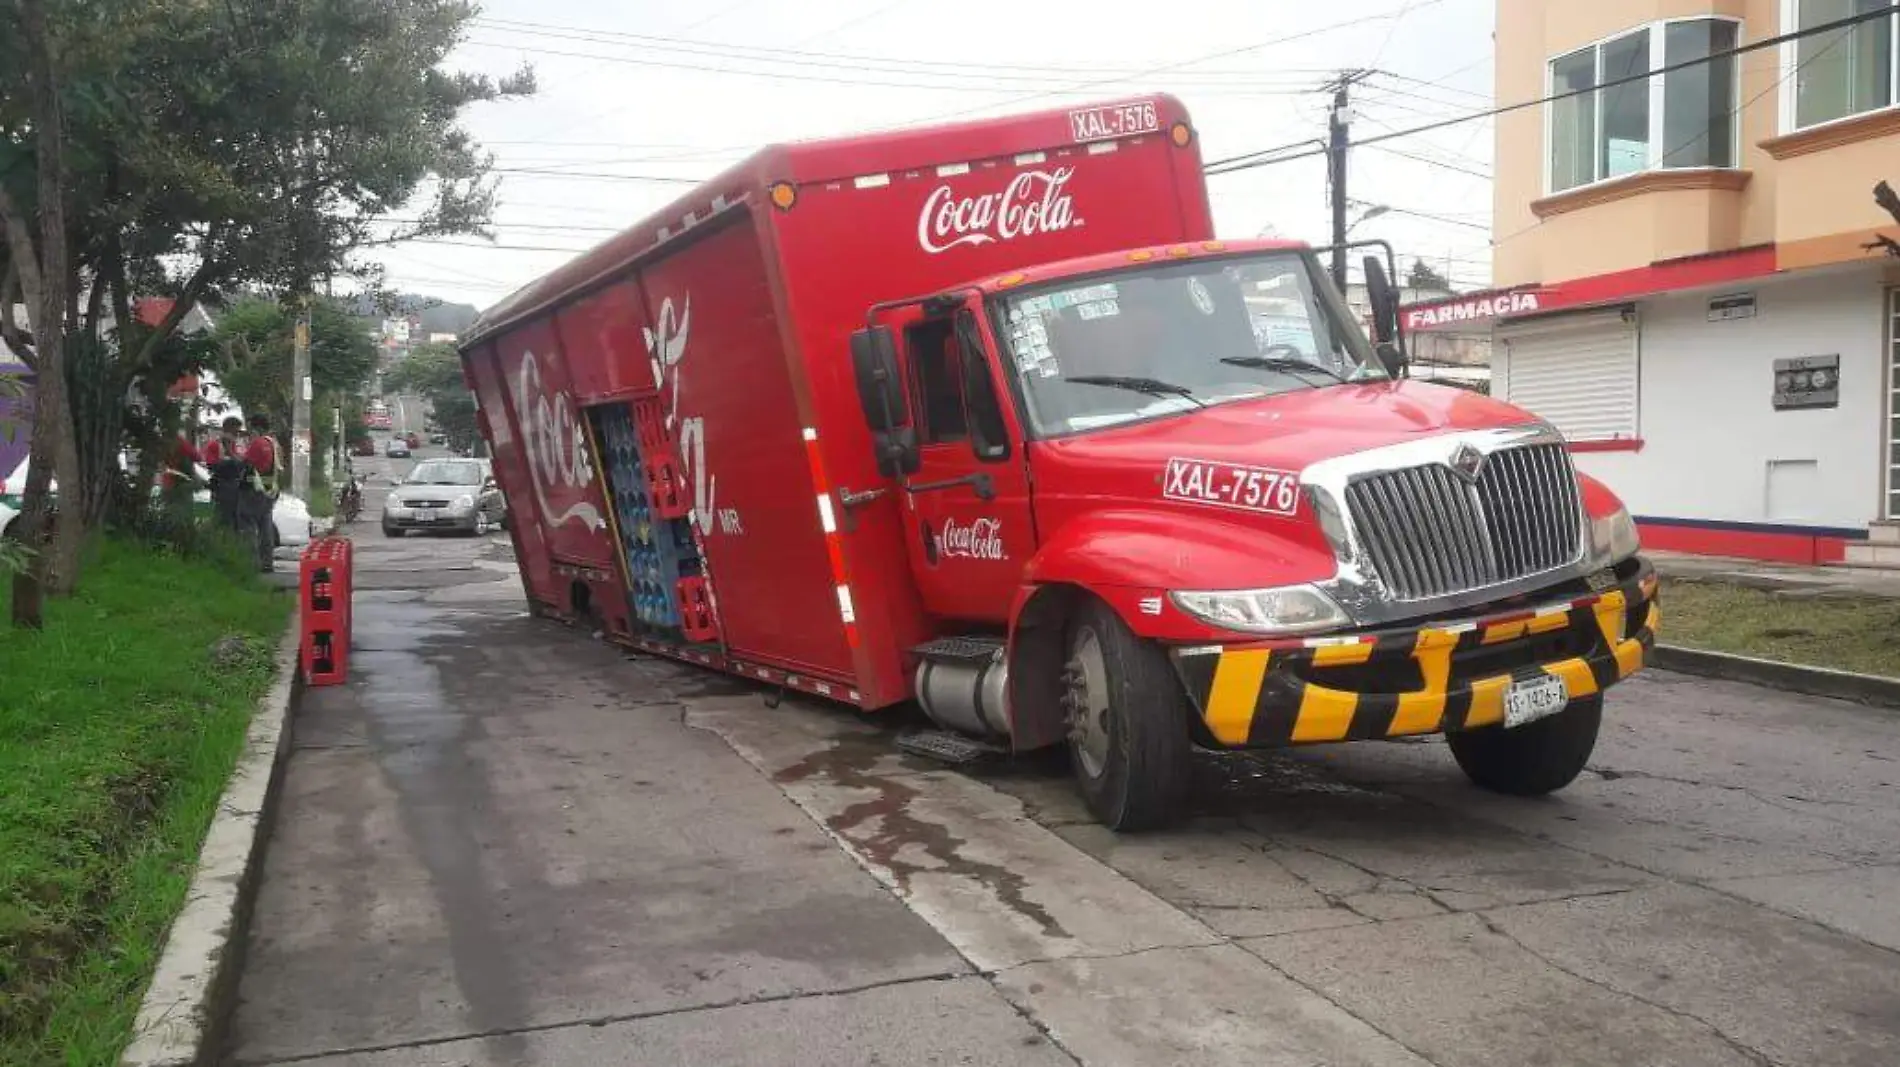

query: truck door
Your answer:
[894,304,1033,623]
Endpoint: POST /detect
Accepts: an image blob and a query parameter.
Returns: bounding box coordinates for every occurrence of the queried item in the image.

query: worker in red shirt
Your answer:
[242,413,280,572]
[244,412,280,494]
[159,429,200,525]
[202,416,243,466]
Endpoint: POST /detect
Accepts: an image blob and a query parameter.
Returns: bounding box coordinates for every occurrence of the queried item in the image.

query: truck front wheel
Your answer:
[1446,696,1601,796]
[1061,599,1191,831]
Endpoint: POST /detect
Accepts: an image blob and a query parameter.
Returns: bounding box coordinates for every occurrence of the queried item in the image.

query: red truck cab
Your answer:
[463,96,1655,830]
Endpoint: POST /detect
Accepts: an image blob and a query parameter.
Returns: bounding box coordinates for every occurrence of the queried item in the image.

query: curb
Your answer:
[1650,643,1900,710]
[120,623,302,1067]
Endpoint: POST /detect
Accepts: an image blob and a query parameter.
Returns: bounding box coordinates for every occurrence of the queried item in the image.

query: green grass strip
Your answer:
[0,538,291,1066]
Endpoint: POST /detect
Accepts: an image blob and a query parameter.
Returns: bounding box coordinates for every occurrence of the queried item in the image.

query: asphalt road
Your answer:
[226,532,1900,1067]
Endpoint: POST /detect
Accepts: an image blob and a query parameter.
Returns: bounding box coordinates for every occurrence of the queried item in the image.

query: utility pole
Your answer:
[1326,70,1372,293]
[291,299,312,499]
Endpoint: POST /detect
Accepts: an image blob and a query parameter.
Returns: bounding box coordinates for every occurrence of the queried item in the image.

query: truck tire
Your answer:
[1447,696,1601,796]
[1062,598,1192,831]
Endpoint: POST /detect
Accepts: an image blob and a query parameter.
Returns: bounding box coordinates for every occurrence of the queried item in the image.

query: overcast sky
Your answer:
[371,0,1497,312]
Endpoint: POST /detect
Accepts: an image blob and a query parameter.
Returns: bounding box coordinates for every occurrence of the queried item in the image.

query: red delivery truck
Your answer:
[461,95,1657,830]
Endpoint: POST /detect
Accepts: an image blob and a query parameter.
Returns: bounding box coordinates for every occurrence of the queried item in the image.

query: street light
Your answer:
[1346,204,1390,234]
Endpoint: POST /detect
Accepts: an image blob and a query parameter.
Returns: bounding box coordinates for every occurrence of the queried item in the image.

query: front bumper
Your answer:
[384,509,475,530]
[1171,560,1657,749]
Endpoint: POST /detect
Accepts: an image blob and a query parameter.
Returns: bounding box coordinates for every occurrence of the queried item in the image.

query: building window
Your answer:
[1790,0,1898,130]
[1547,19,1741,193]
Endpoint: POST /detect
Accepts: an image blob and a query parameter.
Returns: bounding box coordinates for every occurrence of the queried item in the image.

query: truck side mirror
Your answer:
[1362,255,1407,377]
[850,326,905,432]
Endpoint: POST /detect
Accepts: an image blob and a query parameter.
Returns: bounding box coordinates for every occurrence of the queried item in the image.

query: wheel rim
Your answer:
[1063,626,1112,780]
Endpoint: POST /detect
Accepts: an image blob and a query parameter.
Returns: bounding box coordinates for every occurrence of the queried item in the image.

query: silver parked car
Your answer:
[381,458,504,537]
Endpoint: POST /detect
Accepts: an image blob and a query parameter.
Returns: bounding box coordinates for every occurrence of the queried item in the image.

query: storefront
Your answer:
[1403,247,1895,564]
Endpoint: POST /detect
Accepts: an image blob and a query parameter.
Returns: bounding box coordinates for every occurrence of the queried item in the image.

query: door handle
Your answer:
[905,472,996,501]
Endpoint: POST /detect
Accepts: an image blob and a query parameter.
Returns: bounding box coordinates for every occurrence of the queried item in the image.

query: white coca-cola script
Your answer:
[514,350,605,531]
[917,167,1080,255]
[936,517,1007,560]
[644,293,727,537]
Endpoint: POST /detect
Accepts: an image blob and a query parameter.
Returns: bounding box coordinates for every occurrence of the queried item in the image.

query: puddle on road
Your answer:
[775,737,1071,940]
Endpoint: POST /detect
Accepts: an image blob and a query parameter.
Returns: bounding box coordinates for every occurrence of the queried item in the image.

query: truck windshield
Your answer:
[995,251,1386,436]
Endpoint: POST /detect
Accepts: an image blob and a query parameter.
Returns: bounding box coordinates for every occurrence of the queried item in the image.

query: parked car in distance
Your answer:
[351,437,376,457]
[385,437,411,459]
[404,431,422,449]
[381,458,505,537]
[428,431,447,444]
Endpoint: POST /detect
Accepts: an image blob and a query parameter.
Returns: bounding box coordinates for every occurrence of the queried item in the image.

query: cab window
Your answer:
[905,318,968,444]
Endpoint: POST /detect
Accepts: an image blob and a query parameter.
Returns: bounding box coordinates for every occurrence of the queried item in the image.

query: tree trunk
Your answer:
[22,0,83,597]
[9,376,60,628]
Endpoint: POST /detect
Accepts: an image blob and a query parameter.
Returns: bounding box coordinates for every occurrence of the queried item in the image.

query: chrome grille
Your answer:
[1345,443,1582,601]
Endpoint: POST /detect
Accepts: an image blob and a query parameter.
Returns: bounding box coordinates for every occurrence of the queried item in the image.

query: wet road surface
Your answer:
[227,515,1900,1066]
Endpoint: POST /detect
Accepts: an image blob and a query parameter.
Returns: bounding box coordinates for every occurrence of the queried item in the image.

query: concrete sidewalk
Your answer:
[1649,549,1900,599]
[224,534,1063,1066]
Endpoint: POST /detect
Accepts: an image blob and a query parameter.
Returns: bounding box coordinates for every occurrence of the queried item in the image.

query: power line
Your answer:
[1365,142,1492,180]
[914,0,1448,125]
[488,167,705,183]
[469,21,1332,91]
[1369,204,1492,231]
[470,15,1375,82]
[466,38,1317,95]
[401,238,598,253]
[1205,5,1898,175]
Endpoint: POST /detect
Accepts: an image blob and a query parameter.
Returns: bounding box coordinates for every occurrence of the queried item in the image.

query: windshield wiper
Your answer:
[1220,355,1347,383]
[1064,375,1206,407]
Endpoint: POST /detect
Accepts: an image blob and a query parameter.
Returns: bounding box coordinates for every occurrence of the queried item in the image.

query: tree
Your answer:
[0,0,534,623]
[0,0,82,626]
[1407,259,1451,292]
[386,342,477,453]
[216,297,376,486]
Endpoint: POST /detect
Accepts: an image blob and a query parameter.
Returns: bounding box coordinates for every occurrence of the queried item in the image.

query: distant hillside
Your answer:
[345,292,480,336]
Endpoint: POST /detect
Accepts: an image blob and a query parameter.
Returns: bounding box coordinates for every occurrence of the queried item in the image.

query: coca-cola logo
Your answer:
[936,517,1006,560]
[514,350,605,531]
[917,167,1080,255]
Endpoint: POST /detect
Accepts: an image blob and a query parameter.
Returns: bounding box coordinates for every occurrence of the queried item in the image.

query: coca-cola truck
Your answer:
[461,95,1656,829]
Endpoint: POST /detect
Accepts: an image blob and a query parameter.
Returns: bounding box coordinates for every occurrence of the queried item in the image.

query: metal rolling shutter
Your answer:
[1499,310,1638,443]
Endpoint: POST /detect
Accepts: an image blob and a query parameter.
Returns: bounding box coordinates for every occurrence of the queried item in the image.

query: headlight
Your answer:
[1170,584,1350,635]
[453,494,475,511]
[385,499,408,513]
[1590,506,1641,562]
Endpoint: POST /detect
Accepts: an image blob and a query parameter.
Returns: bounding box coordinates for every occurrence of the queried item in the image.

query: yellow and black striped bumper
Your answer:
[1171,567,1658,748]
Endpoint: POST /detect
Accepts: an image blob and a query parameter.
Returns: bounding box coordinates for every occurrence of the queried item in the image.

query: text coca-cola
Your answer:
[936,517,1007,560]
[917,167,1079,255]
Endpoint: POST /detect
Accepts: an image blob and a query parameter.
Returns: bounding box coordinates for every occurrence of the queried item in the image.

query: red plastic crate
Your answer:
[676,576,718,643]
[630,396,672,454]
[299,537,353,686]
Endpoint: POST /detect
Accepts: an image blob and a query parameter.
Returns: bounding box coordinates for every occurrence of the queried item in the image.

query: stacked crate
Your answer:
[592,402,713,640]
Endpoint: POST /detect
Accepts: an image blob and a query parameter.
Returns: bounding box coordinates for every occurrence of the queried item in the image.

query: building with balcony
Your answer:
[1403,0,1900,563]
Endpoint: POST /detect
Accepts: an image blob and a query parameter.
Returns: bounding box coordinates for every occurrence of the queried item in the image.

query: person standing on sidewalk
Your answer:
[204,416,253,543]
[243,413,281,572]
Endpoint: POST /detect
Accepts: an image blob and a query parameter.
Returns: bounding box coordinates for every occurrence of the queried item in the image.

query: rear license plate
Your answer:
[1504,674,1569,728]
[416,510,437,522]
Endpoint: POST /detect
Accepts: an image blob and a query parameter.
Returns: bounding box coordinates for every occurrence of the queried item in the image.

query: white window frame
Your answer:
[1544,16,1745,196]
[1778,0,1900,134]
